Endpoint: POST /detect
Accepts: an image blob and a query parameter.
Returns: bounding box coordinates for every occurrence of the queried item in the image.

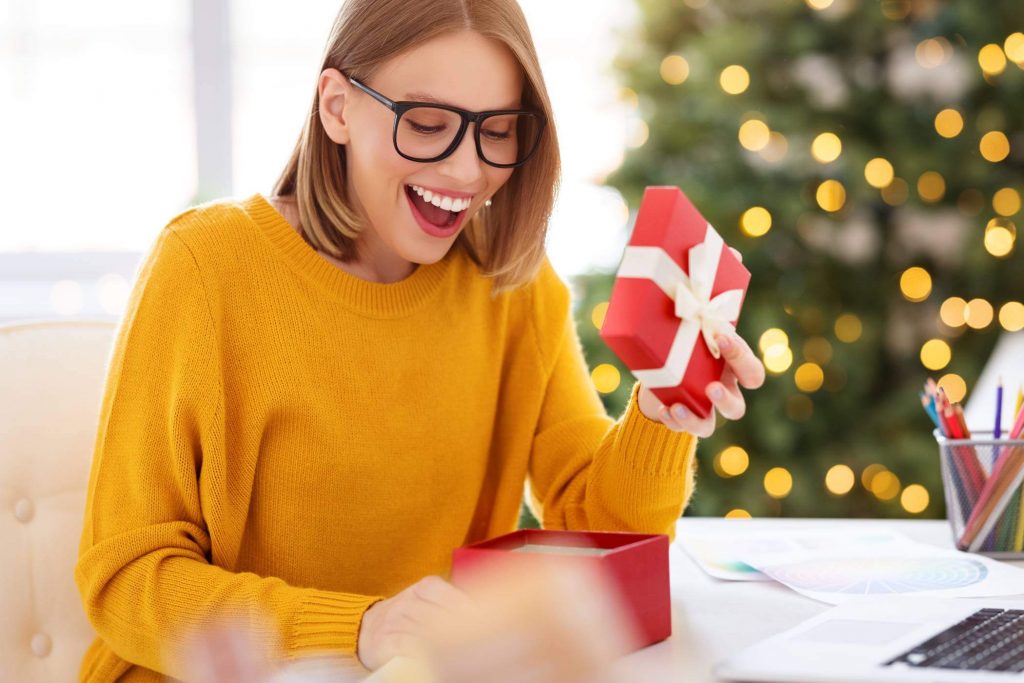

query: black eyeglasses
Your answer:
[348,76,546,169]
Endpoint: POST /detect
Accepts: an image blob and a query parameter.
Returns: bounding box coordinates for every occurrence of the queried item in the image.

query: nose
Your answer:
[437,123,485,186]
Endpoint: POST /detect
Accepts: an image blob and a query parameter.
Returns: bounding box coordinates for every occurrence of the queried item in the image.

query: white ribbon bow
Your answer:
[614,224,744,389]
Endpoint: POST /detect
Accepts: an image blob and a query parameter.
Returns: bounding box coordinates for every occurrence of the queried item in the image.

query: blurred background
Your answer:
[3,0,1022,522]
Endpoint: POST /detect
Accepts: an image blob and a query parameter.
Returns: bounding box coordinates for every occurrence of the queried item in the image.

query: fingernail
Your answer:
[672,405,687,419]
[717,335,732,352]
[709,385,724,400]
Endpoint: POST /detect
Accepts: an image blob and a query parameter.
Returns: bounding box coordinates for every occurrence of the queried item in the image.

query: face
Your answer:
[318,30,523,270]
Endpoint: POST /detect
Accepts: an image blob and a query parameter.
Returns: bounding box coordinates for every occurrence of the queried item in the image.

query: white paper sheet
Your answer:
[677,525,911,582]
[733,534,1024,605]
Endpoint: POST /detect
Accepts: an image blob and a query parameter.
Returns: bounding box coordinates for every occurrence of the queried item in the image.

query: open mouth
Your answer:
[405,184,465,228]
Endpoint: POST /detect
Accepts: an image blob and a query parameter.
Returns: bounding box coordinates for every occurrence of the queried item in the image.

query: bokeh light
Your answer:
[993,188,1021,217]
[999,302,1024,332]
[937,373,967,403]
[934,108,964,138]
[835,313,863,342]
[764,467,793,499]
[899,266,932,302]
[980,131,1010,162]
[660,54,690,85]
[978,43,1008,75]
[825,464,855,495]
[984,218,1017,257]
[1006,32,1024,63]
[900,484,930,514]
[715,446,750,478]
[915,38,951,68]
[917,171,945,203]
[964,298,994,329]
[759,328,789,353]
[591,363,621,394]
[720,65,750,94]
[881,177,909,206]
[760,131,789,162]
[725,508,752,519]
[864,157,894,188]
[870,470,901,500]
[939,297,968,328]
[741,206,772,236]
[794,362,825,392]
[811,132,842,163]
[920,339,952,371]
[803,337,833,364]
[861,464,886,491]
[738,118,771,151]
[591,301,609,330]
[764,346,794,374]
[816,179,846,212]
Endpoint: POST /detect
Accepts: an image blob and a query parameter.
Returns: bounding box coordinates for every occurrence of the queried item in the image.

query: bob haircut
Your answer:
[273,0,561,295]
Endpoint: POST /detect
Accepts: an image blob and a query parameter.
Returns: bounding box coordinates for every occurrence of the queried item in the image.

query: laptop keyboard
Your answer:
[885,608,1024,672]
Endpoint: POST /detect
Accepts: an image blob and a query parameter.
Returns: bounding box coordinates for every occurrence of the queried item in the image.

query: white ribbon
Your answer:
[614,223,743,389]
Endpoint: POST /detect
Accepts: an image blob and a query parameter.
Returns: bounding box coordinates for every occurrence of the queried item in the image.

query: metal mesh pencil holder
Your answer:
[934,429,1024,559]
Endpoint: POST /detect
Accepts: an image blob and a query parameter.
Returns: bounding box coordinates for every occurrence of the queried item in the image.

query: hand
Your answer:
[357,575,477,671]
[402,561,639,683]
[637,330,765,437]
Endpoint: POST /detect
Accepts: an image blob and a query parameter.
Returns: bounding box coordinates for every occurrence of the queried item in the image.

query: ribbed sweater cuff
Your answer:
[287,589,384,667]
[614,381,698,477]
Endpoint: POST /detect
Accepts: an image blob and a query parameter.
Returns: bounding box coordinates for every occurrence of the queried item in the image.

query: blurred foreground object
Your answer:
[183,558,642,683]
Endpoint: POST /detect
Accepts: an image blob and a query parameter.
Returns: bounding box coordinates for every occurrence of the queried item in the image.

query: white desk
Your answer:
[610,517,1024,682]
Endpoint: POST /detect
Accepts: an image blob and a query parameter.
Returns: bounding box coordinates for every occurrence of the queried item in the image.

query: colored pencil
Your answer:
[1016,395,1024,552]
[995,380,1004,440]
[959,401,1024,552]
[960,445,1024,552]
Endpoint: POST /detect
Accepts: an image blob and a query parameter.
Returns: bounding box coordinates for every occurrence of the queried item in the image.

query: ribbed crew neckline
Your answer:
[242,192,453,317]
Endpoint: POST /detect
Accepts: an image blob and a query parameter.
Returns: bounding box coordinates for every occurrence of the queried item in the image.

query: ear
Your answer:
[319,68,352,145]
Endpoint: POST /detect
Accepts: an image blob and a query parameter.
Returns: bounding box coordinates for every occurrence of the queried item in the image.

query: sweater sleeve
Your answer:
[525,258,698,544]
[75,226,383,679]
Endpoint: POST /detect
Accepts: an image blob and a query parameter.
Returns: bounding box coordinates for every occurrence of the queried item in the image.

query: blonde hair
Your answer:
[272,0,561,295]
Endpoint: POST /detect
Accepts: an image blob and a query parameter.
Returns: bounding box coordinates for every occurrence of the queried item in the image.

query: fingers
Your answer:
[706,380,746,421]
[658,402,716,437]
[716,332,765,390]
[412,575,477,614]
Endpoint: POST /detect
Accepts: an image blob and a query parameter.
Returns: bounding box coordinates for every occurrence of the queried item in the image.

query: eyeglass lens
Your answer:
[396,107,542,166]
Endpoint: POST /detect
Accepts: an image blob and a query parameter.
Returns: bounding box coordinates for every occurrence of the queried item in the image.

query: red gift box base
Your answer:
[451,529,671,652]
[599,185,751,420]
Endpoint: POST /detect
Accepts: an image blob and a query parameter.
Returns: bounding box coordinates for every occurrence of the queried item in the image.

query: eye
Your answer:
[481,129,512,142]
[406,120,447,135]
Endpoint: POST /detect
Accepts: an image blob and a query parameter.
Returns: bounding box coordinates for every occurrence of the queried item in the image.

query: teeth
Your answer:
[408,184,472,213]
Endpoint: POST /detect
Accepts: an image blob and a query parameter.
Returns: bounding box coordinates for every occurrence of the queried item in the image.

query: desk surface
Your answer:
[613,517,1024,682]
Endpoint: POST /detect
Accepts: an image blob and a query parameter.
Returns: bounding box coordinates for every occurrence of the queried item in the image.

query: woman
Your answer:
[75,1,764,680]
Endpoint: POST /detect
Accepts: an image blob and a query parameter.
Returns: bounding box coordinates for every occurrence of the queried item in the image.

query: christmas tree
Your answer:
[568,0,1024,520]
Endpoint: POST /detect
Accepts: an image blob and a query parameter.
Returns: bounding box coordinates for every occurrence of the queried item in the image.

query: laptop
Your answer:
[715,596,1024,682]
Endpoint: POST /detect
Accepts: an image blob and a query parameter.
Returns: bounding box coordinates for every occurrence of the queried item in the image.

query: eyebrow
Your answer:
[402,91,522,110]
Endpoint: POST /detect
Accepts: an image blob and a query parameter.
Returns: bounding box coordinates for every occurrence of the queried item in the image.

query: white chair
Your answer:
[0,319,116,681]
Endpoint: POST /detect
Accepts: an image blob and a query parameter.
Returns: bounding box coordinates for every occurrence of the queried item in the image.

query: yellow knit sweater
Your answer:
[74,193,698,682]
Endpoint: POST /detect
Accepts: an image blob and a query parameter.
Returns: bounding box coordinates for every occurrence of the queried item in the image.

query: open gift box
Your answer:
[451,529,670,651]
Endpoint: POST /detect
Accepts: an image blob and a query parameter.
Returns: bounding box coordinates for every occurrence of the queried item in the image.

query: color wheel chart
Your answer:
[761,557,989,595]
